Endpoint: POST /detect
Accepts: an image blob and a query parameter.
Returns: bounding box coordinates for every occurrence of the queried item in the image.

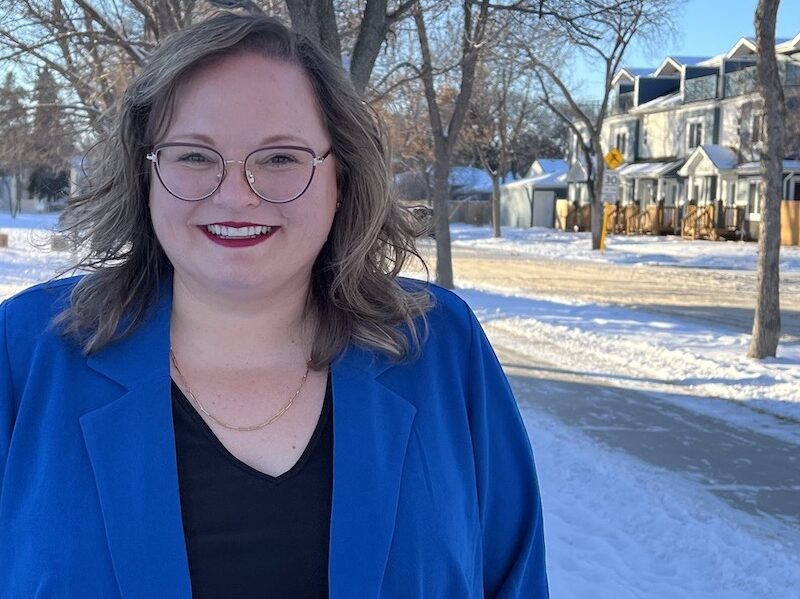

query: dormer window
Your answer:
[615,132,628,155]
[688,121,703,149]
[752,112,763,144]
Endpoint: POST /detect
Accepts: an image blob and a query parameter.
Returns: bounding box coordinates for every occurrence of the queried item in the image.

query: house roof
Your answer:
[678,145,738,176]
[528,159,568,177]
[504,171,567,190]
[702,145,738,169]
[612,67,654,85]
[777,33,800,54]
[653,56,712,77]
[448,166,493,192]
[630,91,682,112]
[617,160,684,179]
[567,159,589,183]
[727,36,793,59]
[737,160,800,175]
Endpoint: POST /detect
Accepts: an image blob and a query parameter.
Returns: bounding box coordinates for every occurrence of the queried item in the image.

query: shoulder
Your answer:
[399,276,475,332]
[1,276,82,343]
[396,277,487,367]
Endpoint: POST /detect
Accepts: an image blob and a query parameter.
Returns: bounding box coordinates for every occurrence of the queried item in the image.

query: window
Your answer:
[752,112,763,144]
[748,180,761,215]
[791,177,800,201]
[615,132,627,155]
[688,122,703,149]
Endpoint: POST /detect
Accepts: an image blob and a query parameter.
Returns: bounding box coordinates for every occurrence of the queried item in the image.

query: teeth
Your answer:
[206,225,271,238]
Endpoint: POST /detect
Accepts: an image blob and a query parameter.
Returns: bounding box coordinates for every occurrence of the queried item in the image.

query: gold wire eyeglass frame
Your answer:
[146,142,332,203]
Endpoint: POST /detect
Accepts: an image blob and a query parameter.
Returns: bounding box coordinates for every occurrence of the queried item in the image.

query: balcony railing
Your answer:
[685,75,718,102]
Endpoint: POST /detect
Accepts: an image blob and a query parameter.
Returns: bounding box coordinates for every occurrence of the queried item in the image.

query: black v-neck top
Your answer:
[171,376,333,599]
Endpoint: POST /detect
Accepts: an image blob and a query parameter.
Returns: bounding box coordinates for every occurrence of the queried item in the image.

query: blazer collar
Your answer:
[79,282,416,598]
[80,280,194,597]
[328,345,417,598]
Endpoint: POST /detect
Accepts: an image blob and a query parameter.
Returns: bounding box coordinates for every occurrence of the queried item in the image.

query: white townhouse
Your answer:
[566,33,800,240]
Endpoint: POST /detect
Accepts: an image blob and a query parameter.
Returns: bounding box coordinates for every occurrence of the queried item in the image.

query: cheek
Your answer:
[149,189,188,246]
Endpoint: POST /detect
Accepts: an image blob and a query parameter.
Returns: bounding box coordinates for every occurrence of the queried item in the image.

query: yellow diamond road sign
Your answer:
[604,148,624,170]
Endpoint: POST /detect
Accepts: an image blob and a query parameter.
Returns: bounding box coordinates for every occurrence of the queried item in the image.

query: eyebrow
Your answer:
[163,132,312,146]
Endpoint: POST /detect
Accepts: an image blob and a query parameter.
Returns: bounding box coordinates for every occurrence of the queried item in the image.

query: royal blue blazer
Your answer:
[1,276,548,598]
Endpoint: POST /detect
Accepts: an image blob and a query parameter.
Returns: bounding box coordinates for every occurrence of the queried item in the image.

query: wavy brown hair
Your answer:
[57,12,431,368]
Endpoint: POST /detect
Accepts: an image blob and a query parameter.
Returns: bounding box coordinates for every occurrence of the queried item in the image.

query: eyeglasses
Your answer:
[146,143,332,203]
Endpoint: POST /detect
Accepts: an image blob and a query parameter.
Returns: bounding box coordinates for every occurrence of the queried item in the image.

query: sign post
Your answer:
[599,148,624,252]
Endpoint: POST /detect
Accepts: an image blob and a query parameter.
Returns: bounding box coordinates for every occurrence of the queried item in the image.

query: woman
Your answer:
[0,13,548,598]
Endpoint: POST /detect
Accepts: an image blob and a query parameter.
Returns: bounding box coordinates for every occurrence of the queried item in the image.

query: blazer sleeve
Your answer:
[0,302,14,487]
[464,308,549,598]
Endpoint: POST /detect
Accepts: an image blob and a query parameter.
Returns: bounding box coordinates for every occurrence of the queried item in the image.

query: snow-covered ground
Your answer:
[450,222,800,271]
[2,214,800,598]
[445,224,800,427]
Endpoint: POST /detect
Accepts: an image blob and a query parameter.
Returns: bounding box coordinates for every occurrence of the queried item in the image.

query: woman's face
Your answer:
[149,52,338,304]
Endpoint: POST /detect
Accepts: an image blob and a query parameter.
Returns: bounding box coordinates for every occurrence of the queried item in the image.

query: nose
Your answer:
[211,159,261,210]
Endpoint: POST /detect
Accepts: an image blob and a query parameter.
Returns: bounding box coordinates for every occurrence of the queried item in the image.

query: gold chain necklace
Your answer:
[169,349,310,432]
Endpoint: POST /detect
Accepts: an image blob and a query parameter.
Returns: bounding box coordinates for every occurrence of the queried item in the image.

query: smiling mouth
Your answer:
[205,224,272,239]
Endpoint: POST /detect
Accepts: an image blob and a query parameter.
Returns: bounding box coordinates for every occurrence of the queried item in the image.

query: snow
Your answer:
[449,223,800,271]
[617,159,683,178]
[700,145,739,171]
[738,159,800,174]
[448,166,493,192]
[631,91,682,111]
[528,159,569,177]
[3,213,800,598]
[0,213,73,300]
[505,171,567,190]
[670,55,713,66]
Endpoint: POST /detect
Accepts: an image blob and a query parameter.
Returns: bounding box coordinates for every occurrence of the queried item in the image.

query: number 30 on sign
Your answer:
[601,171,620,204]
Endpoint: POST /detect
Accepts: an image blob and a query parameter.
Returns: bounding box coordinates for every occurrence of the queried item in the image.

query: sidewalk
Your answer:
[495,340,800,530]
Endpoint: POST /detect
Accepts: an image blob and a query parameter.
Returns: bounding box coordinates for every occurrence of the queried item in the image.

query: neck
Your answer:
[169,274,315,370]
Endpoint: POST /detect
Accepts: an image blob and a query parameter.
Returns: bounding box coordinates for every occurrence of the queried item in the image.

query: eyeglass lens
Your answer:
[154,144,318,202]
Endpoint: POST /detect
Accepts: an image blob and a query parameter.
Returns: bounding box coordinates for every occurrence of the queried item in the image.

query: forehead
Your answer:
[163,52,328,147]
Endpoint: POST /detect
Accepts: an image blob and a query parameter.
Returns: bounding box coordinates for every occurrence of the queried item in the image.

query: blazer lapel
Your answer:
[80,286,193,599]
[329,347,417,598]
[76,281,415,598]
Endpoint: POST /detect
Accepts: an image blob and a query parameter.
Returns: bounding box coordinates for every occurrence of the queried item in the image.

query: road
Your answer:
[497,342,800,533]
[423,244,800,340]
[417,243,800,532]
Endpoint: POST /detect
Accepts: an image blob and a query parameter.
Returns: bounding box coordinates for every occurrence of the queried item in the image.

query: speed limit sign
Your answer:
[601,170,620,203]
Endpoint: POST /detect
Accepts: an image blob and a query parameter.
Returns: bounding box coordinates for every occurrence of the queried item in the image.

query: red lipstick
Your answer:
[199,222,277,248]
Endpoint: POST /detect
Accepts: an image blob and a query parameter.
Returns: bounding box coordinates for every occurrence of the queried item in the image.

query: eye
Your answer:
[252,150,306,169]
[177,152,214,164]
[157,145,219,168]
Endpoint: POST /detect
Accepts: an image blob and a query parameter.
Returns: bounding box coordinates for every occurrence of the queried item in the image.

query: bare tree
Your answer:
[466,64,538,238]
[0,72,30,216]
[748,0,784,359]
[0,1,417,137]
[413,0,490,288]
[499,0,677,249]
[0,1,211,136]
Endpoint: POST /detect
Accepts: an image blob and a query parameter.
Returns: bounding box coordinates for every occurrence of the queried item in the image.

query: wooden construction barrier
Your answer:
[782,200,800,246]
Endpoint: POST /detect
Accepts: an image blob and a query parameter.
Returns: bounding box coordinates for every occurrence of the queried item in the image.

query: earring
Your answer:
[336,200,341,209]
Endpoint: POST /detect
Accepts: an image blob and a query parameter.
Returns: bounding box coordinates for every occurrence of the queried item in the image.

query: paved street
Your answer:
[497,343,800,533]
[425,245,800,534]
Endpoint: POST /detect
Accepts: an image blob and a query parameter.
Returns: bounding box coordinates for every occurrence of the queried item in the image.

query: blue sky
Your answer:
[577,0,800,99]
[635,0,799,65]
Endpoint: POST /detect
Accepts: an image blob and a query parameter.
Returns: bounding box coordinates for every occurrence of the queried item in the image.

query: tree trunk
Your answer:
[491,173,502,237]
[349,0,389,93]
[284,0,342,63]
[432,159,454,288]
[590,144,604,249]
[748,0,784,359]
